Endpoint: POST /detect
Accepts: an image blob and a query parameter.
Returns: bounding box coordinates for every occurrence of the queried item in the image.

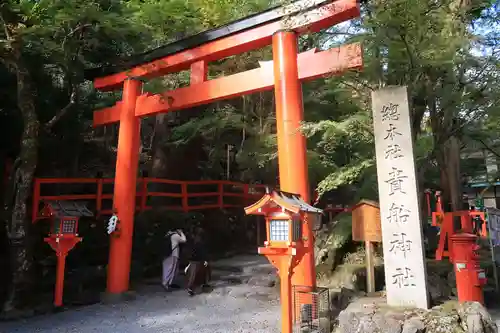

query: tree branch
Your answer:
[340,80,370,95]
[45,22,90,131]
[399,32,417,76]
[44,87,77,130]
[61,23,92,50]
[321,31,358,37]
[475,138,500,160]
[0,11,12,42]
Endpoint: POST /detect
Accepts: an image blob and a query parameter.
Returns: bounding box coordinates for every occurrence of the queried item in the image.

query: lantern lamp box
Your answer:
[40,200,94,236]
[351,199,382,243]
[244,189,323,248]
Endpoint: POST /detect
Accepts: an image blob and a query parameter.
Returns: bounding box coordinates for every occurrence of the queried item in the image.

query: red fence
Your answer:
[32,178,268,222]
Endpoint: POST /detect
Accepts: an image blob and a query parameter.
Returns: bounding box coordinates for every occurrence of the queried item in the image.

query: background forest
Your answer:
[0,0,500,316]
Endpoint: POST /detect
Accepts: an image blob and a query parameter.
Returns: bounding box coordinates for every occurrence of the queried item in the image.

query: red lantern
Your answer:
[245,189,325,333]
[40,201,93,307]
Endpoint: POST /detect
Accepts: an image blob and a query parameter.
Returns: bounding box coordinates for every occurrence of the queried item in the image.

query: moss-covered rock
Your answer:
[336,299,496,333]
[314,212,357,275]
[426,260,456,304]
[315,213,384,292]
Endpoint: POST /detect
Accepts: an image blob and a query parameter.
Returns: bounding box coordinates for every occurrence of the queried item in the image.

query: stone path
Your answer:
[0,255,281,333]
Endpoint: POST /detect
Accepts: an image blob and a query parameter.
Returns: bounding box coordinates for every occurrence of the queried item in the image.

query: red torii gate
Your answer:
[85,0,362,296]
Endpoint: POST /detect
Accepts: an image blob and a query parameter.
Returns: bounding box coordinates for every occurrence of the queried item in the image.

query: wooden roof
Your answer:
[244,189,323,215]
[43,201,94,218]
[349,199,380,212]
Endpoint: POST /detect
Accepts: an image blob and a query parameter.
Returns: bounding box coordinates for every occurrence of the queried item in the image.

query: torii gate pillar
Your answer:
[107,78,142,294]
[273,30,314,288]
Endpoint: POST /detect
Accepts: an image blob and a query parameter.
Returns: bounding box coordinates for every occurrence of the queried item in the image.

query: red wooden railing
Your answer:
[32,178,268,222]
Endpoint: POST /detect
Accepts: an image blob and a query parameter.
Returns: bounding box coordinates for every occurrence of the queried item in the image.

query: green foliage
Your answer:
[304,0,500,203]
[0,0,155,176]
[1,0,499,203]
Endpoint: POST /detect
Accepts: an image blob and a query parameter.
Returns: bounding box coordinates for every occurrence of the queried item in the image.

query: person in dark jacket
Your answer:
[185,230,211,296]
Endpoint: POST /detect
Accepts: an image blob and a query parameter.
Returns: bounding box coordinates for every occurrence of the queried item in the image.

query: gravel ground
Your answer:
[5,252,498,333]
[0,256,281,333]
[0,284,280,333]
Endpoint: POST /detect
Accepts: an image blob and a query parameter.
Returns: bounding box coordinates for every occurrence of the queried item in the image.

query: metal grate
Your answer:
[310,213,323,232]
[292,217,302,242]
[270,219,290,241]
[293,286,330,333]
[62,219,78,234]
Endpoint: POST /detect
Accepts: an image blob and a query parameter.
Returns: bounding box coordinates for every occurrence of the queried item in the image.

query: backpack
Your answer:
[164,231,180,258]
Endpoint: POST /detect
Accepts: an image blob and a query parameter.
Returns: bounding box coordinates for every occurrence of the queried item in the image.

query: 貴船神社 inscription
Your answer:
[371,86,430,309]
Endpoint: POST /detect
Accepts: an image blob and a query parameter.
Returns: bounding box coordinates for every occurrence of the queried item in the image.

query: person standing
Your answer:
[162,229,186,291]
[185,230,211,296]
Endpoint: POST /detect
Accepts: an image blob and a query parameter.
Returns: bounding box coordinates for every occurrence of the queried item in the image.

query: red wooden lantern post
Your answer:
[245,189,323,333]
[39,201,93,307]
[44,235,81,307]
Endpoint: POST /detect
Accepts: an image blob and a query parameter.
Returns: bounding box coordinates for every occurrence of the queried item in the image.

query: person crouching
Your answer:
[185,230,211,296]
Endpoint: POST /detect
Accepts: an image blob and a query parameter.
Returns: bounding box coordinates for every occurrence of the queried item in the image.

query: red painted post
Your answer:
[279,258,293,333]
[436,191,443,213]
[243,184,249,202]
[96,178,103,217]
[181,183,189,212]
[45,236,81,307]
[140,178,148,211]
[436,212,454,261]
[106,78,142,294]
[32,179,41,223]
[218,183,224,209]
[450,233,486,304]
[272,30,315,288]
[54,253,67,307]
[190,60,208,84]
[425,190,431,216]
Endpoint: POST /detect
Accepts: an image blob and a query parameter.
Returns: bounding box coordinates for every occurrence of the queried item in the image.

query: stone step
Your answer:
[211,271,247,285]
[211,268,277,287]
[209,255,271,274]
[142,255,276,289]
[211,264,275,275]
[210,264,245,273]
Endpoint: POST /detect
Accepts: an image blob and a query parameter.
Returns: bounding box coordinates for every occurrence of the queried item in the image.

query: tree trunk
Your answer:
[2,55,39,314]
[411,88,430,224]
[149,114,171,207]
[150,114,171,179]
[437,135,463,212]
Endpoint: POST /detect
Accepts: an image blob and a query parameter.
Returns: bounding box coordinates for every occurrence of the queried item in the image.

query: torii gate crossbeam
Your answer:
[85,0,362,297]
